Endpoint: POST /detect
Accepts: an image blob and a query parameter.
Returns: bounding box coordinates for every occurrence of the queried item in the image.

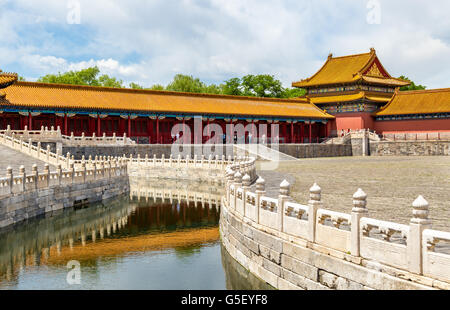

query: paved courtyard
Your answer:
[258,156,450,232]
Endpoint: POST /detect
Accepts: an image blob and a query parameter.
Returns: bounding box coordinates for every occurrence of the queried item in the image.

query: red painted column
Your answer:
[127,116,131,138]
[309,122,312,144]
[291,122,294,144]
[147,119,152,144]
[156,118,160,144]
[182,119,186,144]
[28,113,33,130]
[207,119,210,143]
[97,116,101,136]
[64,114,68,135]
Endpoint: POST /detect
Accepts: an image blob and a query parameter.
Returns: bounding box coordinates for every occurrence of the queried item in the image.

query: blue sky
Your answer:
[1,0,449,89]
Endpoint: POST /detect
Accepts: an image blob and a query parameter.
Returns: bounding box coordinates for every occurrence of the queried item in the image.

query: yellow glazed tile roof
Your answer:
[292,49,410,88]
[2,81,334,119]
[375,88,450,116]
[307,92,391,104]
[0,70,18,89]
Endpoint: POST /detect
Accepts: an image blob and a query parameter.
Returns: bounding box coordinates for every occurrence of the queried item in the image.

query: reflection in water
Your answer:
[0,180,269,290]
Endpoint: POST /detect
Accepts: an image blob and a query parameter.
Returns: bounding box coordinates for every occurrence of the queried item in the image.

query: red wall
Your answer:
[374,119,450,134]
[329,113,375,135]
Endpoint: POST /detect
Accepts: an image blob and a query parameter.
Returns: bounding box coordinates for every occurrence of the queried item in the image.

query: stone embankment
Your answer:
[220,170,450,290]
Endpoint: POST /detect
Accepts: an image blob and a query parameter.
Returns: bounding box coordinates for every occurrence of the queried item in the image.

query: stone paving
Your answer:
[256,156,450,232]
[0,145,55,176]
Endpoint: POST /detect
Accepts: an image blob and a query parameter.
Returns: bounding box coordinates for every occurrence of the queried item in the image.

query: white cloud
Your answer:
[1,0,449,88]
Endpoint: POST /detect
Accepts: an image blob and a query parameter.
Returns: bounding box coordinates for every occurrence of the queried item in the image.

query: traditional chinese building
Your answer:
[374,88,450,134]
[0,70,333,144]
[292,48,411,135]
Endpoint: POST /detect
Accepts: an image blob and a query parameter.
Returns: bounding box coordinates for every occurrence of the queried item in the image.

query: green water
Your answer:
[0,194,271,290]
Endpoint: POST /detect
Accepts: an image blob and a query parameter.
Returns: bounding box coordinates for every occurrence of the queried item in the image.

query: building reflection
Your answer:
[0,181,223,285]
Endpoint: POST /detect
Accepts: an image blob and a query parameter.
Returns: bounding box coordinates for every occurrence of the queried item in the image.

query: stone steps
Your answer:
[0,145,55,176]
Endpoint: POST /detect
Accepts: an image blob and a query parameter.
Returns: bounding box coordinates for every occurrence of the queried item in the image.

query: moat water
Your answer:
[0,183,272,290]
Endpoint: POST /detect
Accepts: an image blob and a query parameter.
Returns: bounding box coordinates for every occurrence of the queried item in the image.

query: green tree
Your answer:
[98,74,123,88]
[37,66,127,89]
[222,78,243,96]
[241,74,284,98]
[281,88,306,98]
[166,74,206,93]
[129,82,144,89]
[398,76,426,91]
[149,84,165,91]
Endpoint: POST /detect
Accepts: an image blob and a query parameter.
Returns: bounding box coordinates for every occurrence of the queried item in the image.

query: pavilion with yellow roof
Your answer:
[292,48,412,135]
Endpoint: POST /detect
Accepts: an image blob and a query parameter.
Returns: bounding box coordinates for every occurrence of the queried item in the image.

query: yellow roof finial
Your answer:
[370,47,376,54]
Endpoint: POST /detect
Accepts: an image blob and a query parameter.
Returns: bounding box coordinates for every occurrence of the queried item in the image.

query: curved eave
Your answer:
[2,81,333,120]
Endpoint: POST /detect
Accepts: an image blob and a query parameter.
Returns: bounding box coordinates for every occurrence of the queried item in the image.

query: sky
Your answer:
[0,0,449,89]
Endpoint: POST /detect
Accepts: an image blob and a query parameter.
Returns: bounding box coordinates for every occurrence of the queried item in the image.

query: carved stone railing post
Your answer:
[242,174,251,217]
[56,164,62,186]
[32,164,38,190]
[19,166,26,192]
[233,171,243,211]
[6,167,13,194]
[82,161,87,183]
[278,180,291,232]
[46,145,51,162]
[44,164,50,187]
[408,195,432,275]
[37,142,41,159]
[70,163,75,184]
[28,138,32,155]
[66,152,71,170]
[351,188,368,257]
[226,169,234,203]
[255,177,266,225]
[308,183,323,243]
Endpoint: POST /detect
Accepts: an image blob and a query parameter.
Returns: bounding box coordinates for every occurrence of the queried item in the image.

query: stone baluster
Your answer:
[194,155,198,168]
[255,177,266,224]
[37,142,41,159]
[408,195,432,275]
[32,164,38,190]
[66,152,71,170]
[351,188,368,257]
[82,161,87,183]
[28,138,32,155]
[46,145,51,162]
[201,155,205,167]
[234,169,246,207]
[6,167,13,194]
[19,137,23,151]
[44,164,50,187]
[233,171,243,211]
[113,132,117,144]
[186,155,190,168]
[307,183,323,243]
[145,154,149,166]
[19,166,26,192]
[70,163,75,184]
[169,154,173,167]
[56,164,62,186]
[70,132,74,142]
[278,180,291,232]
[177,154,182,167]
[226,169,234,203]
